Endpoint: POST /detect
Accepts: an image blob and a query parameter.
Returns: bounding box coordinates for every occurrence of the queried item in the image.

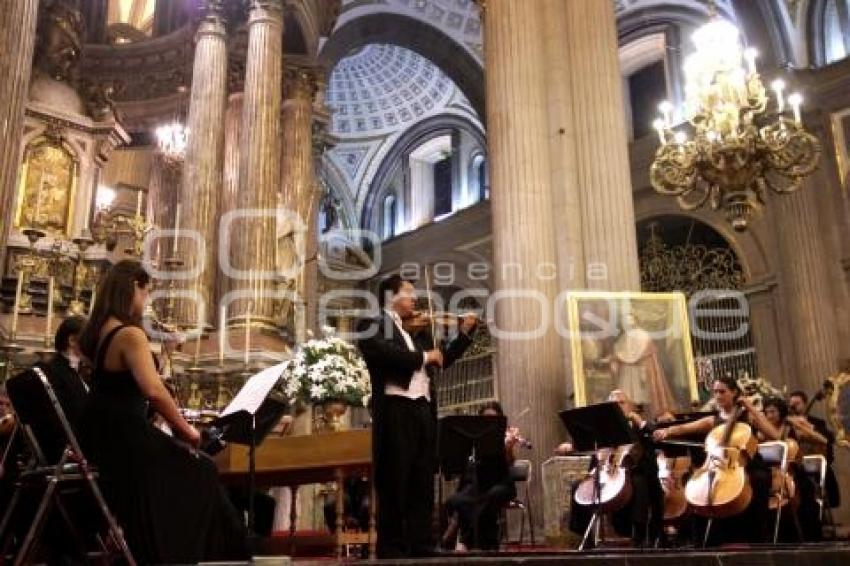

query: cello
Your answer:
[685,403,757,518]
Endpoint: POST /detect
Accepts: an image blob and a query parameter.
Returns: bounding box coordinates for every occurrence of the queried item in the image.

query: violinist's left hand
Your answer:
[458,312,479,335]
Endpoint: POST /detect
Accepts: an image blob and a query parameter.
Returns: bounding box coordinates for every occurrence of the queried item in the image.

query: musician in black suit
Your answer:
[356,274,477,558]
[788,390,841,509]
[41,316,89,437]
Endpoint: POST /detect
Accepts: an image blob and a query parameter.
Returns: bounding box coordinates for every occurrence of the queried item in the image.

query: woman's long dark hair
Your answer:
[79,259,151,361]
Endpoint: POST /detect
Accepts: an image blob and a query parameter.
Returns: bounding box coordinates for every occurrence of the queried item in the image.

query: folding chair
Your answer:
[802,454,833,530]
[0,366,135,565]
[758,441,801,543]
[499,459,535,547]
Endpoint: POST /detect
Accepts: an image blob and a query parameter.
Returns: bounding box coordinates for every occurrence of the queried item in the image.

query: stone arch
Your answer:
[359,114,485,233]
[318,155,357,230]
[632,198,772,283]
[319,13,485,119]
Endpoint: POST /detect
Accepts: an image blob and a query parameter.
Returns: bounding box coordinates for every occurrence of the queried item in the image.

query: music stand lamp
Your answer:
[559,402,635,550]
[438,415,506,549]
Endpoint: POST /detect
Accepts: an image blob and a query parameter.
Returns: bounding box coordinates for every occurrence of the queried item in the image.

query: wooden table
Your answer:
[215,429,375,558]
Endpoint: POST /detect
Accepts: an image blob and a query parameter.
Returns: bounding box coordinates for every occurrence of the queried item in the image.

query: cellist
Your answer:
[653,376,778,544]
[564,390,665,547]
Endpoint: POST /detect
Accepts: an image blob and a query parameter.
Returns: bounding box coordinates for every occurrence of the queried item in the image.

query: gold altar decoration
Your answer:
[827,371,850,448]
[649,3,820,231]
[14,135,79,236]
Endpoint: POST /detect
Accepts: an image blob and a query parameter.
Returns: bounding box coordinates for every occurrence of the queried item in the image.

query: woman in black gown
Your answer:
[79,260,248,564]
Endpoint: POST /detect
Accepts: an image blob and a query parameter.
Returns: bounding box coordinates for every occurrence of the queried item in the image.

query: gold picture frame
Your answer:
[566,291,699,417]
[14,134,79,236]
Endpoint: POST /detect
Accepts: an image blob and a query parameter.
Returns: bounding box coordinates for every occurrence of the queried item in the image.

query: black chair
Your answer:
[0,366,135,565]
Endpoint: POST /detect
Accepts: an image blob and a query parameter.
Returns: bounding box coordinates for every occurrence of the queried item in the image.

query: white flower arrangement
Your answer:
[279,326,371,407]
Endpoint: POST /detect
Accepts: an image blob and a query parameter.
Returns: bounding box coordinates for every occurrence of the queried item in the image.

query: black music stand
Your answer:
[213,364,289,535]
[559,402,635,550]
[438,415,506,549]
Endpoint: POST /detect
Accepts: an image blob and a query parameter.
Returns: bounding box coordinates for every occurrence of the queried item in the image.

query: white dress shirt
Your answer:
[383,309,431,401]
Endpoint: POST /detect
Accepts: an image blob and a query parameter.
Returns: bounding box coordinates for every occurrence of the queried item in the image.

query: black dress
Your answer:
[80,324,248,564]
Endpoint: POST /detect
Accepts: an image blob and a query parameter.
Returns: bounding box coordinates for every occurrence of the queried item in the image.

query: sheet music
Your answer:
[220,361,287,418]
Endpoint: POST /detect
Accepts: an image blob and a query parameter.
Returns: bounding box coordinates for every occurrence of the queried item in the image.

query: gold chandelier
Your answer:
[649,9,821,231]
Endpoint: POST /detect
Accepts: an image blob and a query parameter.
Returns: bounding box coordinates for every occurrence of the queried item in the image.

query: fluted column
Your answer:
[178,0,228,328]
[484,0,565,529]
[564,0,640,290]
[542,0,585,291]
[0,0,38,269]
[232,0,283,326]
[772,187,842,391]
[279,66,317,341]
[217,92,243,307]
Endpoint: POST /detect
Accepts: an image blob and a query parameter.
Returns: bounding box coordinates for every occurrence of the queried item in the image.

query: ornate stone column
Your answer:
[0,0,39,268]
[279,65,318,340]
[231,0,283,326]
[564,0,640,290]
[178,0,229,328]
[483,0,565,529]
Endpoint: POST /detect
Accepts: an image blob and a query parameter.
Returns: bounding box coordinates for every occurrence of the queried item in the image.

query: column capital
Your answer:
[283,65,317,101]
[249,0,284,14]
[195,0,227,34]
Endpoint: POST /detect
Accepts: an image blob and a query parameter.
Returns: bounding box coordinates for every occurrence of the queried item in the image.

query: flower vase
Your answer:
[320,400,349,432]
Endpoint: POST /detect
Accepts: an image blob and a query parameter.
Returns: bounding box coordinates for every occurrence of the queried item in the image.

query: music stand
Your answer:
[559,402,635,550]
[438,415,506,548]
[213,363,289,535]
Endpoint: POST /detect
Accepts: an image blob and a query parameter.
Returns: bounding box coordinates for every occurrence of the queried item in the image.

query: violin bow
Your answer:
[424,265,438,350]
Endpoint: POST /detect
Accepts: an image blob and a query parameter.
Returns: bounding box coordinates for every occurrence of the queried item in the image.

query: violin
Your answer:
[400,310,476,335]
[684,402,756,519]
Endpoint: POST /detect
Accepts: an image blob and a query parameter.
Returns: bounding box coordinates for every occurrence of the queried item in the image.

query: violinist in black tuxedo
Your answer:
[357,274,478,558]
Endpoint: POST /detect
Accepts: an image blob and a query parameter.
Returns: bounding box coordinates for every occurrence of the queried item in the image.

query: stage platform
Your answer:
[289,542,850,565]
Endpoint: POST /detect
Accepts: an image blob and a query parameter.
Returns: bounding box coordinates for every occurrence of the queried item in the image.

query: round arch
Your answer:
[360,114,486,232]
[319,13,485,119]
[633,198,772,283]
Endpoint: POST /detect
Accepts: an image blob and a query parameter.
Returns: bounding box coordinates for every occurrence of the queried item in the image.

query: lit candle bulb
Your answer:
[658,100,673,128]
[172,203,181,255]
[219,305,226,366]
[45,276,54,346]
[653,118,666,145]
[135,190,142,218]
[743,48,758,75]
[194,327,202,365]
[244,300,253,366]
[673,131,687,145]
[89,288,96,315]
[10,272,23,339]
[771,79,786,113]
[788,92,803,125]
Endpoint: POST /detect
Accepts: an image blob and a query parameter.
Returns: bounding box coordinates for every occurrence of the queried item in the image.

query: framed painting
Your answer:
[566,291,698,418]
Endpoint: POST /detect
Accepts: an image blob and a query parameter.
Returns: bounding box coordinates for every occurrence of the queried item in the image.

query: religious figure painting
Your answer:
[14,136,78,236]
[566,291,698,418]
